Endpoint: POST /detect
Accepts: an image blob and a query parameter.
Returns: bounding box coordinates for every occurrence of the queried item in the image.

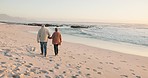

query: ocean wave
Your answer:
[49,24,148,47]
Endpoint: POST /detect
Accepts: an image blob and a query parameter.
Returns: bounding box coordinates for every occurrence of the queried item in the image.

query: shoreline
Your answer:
[29,27,148,57]
[0,23,148,78]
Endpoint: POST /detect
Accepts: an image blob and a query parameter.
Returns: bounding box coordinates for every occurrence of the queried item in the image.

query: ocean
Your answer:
[55,23,148,47]
[29,22,148,57]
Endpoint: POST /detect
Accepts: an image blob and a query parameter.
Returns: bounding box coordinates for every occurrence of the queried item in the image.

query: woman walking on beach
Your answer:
[50,28,62,56]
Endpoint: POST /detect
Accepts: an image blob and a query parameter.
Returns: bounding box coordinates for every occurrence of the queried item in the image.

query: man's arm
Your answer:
[47,29,51,39]
[37,30,40,43]
[59,33,62,45]
[60,34,62,42]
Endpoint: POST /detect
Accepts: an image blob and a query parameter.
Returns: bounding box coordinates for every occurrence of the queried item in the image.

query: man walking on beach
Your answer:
[50,28,62,56]
[37,24,50,57]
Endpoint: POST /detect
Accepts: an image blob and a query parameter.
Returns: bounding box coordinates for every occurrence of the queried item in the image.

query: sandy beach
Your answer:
[0,23,148,78]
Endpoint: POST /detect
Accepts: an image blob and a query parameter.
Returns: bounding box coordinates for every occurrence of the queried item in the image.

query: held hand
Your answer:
[48,36,52,39]
[58,42,61,45]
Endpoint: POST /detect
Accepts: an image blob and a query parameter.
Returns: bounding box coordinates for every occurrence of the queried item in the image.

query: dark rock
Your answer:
[71,25,90,28]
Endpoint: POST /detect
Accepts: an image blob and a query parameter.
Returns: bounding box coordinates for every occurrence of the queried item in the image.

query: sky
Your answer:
[0,0,148,24]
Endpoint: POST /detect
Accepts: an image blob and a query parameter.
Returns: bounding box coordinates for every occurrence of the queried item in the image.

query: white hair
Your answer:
[41,24,45,27]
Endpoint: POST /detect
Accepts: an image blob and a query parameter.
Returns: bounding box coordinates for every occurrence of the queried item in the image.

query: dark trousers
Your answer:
[54,44,58,55]
[40,42,47,56]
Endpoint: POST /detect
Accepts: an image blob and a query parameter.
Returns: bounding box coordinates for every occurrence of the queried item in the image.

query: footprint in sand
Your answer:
[120,75,128,78]
[75,66,81,70]
[63,71,66,74]
[132,73,135,75]
[141,66,145,68]
[113,67,120,70]
[1,65,7,68]
[107,56,111,58]
[120,60,127,63]
[45,75,51,78]
[54,66,59,69]
[99,62,103,64]
[105,62,109,64]
[55,75,64,78]
[0,69,5,74]
[0,74,5,78]
[87,57,91,59]
[24,71,30,76]
[30,68,36,73]
[9,58,13,60]
[77,71,82,74]
[86,67,90,70]
[85,73,91,77]
[109,62,114,65]
[26,45,36,52]
[66,64,71,67]
[40,70,49,74]
[143,69,147,71]
[1,62,6,64]
[71,75,78,78]
[12,66,20,72]
[83,53,86,55]
[81,61,87,63]
[29,63,33,66]
[97,67,103,70]
[95,57,99,60]
[92,69,97,72]
[129,69,134,72]
[54,63,60,69]
[49,59,53,62]
[77,54,80,55]
[2,49,11,52]
[136,76,141,78]
[25,65,32,68]
[2,49,12,57]
[12,74,20,78]
[49,70,54,73]
[69,56,75,59]
[97,72,101,75]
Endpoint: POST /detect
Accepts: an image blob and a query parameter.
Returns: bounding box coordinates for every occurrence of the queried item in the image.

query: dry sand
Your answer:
[0,23,148,78]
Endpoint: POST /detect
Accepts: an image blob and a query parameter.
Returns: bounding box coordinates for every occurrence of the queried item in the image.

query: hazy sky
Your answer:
[0,0,148,24]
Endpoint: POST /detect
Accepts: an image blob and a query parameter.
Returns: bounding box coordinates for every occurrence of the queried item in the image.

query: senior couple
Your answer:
[37,25,62,57]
